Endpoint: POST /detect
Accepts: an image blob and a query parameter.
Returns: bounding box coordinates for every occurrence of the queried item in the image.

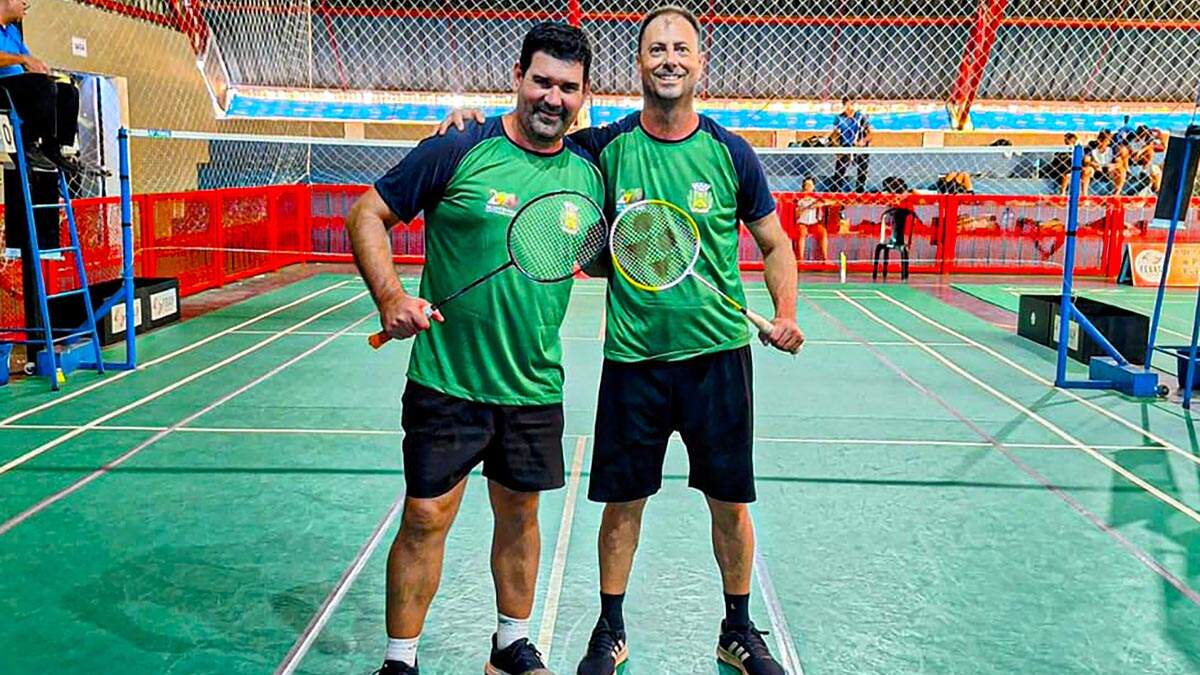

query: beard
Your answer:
[525,101,568,141]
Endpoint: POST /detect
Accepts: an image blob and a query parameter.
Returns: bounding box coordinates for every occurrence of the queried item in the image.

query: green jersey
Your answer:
[375,117,604,405]
[572,114,776,362]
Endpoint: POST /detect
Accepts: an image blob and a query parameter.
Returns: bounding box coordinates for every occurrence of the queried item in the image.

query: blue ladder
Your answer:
[0,105,104,391]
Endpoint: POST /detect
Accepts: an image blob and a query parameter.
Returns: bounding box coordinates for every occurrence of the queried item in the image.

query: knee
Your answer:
[708,499,750,533]
[493,491,540,528]
[399,499,454,542]
[601,499,647,534]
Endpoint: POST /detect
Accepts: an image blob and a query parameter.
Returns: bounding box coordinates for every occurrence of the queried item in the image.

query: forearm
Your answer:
[761,240,798,320]
[0,53,25,68]
[347,207,406,306]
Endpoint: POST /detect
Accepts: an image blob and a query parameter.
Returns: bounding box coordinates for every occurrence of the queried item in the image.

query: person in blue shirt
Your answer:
[0,0,82,173]
[830,95,872,192]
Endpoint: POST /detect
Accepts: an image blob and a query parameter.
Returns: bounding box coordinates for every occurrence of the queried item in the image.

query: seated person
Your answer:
[1046,132,1077,195]
[1127,125,1165,194]
[0,0,88,174]
[1081,130,1126,196]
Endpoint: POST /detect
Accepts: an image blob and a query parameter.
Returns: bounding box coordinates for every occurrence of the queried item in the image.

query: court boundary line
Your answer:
[753,520,804,675]
[277,434,588,673]
[0,311,375,536]
[0,291,370,477]
[0,423,1167,452]
[835,291,1200,527]
[806,292,1200,607]
[275,493,407,675]
[0,278,355,427]
[874,291,1200,469]
[537,435,588,661]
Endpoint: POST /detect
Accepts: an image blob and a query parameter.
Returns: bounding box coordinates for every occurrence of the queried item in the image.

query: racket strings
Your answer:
[508,194,607,282]
[611,204,698,290]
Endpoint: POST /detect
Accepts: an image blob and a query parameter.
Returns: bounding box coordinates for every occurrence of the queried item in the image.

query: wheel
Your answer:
[1157,384,1171,398]
[22,361,35,376]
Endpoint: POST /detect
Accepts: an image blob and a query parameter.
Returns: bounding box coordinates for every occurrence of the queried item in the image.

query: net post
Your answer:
[1055,144,1084,387]
[1144,131,1197,373]
[119,127,137,369]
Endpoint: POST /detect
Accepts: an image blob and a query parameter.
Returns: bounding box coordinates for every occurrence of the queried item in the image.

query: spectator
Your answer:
[795,176,829,261]
[1127,125,1165,194]
[1047,132,1077,195]
[830,96,871,192]
[1081,129,1126,196]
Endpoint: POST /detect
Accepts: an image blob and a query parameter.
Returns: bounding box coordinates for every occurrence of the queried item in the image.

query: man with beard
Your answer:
[347,22,603,675]
[442,6,802,674]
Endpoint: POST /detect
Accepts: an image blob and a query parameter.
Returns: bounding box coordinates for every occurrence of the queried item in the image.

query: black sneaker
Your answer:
[716,621,785,675]
[576,619,627,675]
[485,635,553,674]
[373,660,418,675]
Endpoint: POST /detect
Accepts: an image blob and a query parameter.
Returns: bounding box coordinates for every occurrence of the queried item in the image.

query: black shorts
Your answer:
[400,382,566,499]
[589,346,755,504]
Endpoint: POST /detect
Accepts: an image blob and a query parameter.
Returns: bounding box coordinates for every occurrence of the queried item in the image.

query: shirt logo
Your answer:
[561,200,581,236]
[486,189,520,216]
[615,188,643,213]
[688,182,713,214]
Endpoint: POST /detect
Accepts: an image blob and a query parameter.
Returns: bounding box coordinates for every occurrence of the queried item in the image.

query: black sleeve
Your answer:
[373,128,477,222]
[569,123,622,161]
[725,134,776,223]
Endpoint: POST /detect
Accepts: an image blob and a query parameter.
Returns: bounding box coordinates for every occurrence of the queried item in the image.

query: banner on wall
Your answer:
[1118,242,1200,287]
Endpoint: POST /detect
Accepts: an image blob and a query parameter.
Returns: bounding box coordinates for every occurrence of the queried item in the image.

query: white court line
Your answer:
[537,435,588,660]
[874,292,1200,469]
[2,424,1162,452]
[0,312,375,536]
[274,495,406,675]
[231,329,375,337]
[753,518,804,675]
[0,278,355,428]
[838,291,1200,526]
[278,434,587,673]
[0,291,371,477]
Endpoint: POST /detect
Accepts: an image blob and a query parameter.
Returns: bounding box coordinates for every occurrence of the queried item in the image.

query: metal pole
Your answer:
[1056,143,1084,386]
[119,127,136,369]
[1145,134,1195,370]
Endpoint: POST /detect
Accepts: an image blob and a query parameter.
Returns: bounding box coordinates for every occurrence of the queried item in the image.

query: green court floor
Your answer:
[3,273,1200,674]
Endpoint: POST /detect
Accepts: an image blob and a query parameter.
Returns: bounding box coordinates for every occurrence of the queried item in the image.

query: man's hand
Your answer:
[760,316,805,354]
[436,108,486,135]
[23,56,49,75]
[379,290,444,340]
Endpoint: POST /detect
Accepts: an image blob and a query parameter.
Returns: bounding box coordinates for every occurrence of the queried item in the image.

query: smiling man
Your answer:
[347,22,603,675]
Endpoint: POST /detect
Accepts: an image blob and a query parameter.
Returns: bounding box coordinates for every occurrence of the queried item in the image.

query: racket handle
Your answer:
[368,303,438,349]
[744,308,775,335]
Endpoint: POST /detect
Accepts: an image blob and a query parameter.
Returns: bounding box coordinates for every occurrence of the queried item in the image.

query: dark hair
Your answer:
[1097,128,1113,142]
[842,96,853,105]
[637,5,702,51]
[519,22,593,83]
[1065,132,1078,142]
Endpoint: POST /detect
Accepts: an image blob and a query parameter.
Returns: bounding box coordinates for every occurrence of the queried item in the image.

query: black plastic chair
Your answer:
[872,206,916,281]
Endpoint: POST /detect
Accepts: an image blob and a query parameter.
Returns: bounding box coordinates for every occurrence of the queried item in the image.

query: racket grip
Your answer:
[368,331,390,349]
[745,309,774,335]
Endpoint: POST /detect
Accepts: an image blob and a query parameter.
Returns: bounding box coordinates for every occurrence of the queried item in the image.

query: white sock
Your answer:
[385,636,419,666]
[496,612,530,650]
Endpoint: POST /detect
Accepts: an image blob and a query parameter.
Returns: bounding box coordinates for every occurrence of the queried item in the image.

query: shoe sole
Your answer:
[484,663,553,675]
[716,647,750,674]
[574,644,629,675]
